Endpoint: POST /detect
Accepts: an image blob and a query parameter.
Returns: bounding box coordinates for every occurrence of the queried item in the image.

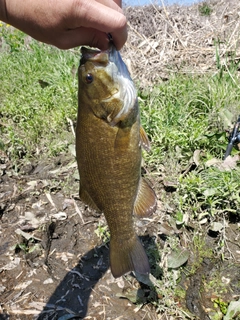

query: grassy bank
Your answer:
[0,25,79,160]
[139,68,240,220]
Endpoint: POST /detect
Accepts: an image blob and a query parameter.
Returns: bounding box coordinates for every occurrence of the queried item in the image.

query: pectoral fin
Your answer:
[114,127,131,151]
[134,178,157,217]
[140,126,151,152]
[80,186,100,211]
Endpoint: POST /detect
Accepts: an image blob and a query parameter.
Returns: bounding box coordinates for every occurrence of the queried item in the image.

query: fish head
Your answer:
[78,46,137,125]
[79,47,118,101]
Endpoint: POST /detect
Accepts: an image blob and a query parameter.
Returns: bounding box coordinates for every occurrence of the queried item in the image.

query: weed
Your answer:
[177,167,240,220]
[11,239,41,254]
[198,2,213,16]
[213,298,228,315]
[95,224,110,244]
[139,63,240,222]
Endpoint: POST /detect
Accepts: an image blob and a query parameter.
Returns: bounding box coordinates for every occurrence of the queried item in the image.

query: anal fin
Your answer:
[134,178,157,218]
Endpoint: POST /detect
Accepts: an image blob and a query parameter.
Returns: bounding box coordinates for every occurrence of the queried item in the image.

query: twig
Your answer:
[73,198,85,224]
[66,117,76,138]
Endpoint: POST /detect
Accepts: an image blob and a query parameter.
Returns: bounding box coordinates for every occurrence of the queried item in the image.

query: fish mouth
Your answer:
[80,45,133,89]
[80,46,127,71]
[80,47,108,65]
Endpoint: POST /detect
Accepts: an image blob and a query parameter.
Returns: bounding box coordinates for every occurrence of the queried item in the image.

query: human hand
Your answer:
[0,0,127,50]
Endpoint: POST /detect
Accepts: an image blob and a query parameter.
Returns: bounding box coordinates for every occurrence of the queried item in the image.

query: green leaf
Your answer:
[224,299,240,320]
[116,288,145,304]
[219,109,234,128]
[167,248,189,269]
[210,222,224,232]
[203,188,217,197]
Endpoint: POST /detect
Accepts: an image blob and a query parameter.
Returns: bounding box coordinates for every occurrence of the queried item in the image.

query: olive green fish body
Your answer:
[76,46,156,277]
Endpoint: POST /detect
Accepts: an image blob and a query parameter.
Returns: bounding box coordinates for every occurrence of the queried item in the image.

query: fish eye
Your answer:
[85,73,93,84]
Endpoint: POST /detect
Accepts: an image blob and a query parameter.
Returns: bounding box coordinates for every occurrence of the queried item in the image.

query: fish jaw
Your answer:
[80,47,108,66]
[108,46,138,125]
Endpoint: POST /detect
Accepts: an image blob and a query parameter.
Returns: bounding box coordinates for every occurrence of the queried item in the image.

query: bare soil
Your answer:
[0,153,159,320]
[1,150,240,319]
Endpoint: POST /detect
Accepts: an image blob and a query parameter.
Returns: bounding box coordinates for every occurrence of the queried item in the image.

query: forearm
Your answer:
[0,0,8,23]
[0,0,29,32]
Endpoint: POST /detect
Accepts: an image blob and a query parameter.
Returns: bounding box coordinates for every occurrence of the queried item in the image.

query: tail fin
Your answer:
[110,235,150,278]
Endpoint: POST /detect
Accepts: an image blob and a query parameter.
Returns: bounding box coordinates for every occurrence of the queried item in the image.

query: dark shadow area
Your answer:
[37,244,109,319]
[186,258,213,320]
[136,236,162,304]
[0,314,10,320]
[37,235,160,320]
[228,211,240,223]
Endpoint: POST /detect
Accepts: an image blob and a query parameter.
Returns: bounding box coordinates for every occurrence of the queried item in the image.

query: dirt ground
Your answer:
[0,153,160,320]
[1,148,240,319]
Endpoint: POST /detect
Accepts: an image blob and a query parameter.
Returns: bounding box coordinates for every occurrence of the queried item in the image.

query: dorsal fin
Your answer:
[134,178,157,218]
[140,126,151,152]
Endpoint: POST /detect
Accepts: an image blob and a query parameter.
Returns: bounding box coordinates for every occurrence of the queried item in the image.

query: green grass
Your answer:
[198,2,213,16]
[139,67,240,220]
[0,24,79,162]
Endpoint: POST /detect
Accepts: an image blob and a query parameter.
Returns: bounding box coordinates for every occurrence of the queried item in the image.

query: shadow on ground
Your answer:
[37,244,109,319]
[37,236,159,320]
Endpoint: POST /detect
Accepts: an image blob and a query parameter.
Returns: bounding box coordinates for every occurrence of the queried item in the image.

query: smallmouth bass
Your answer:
[76,45,157,278]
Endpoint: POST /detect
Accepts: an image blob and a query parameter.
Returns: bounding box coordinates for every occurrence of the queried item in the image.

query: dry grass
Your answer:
[123,0,240,86]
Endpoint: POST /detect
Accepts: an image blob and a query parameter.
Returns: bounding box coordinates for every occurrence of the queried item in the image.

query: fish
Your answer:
[76,45,157,278]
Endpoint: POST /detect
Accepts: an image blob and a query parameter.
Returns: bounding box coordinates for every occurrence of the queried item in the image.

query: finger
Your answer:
[54,28,110,50]
[112,0,122,7]
[93,0,127,49]
[108,29,127,50]
[72,1,127,50]
[74,1,126,32]
[95,0,123,11]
